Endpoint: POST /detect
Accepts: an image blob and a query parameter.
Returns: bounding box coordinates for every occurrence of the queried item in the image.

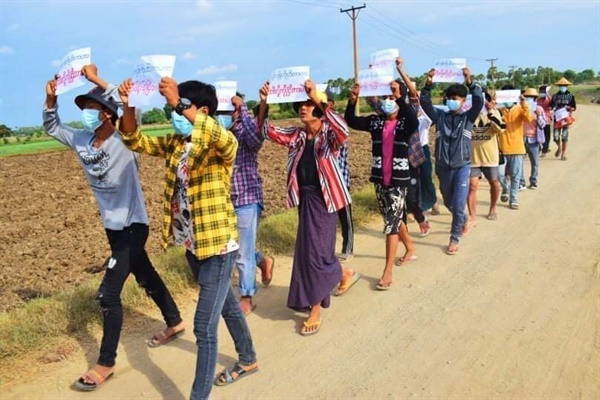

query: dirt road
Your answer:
[3,105,599,399]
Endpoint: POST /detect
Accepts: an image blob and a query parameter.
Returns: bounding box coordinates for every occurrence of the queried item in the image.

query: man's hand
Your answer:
[395,57,404,70]
[426,69,435,86]
[349,83,360,103]
[158,77,180,107]
[462,67,472,85]
[259,82,270,103]
[519,94,526,103]
[231,95,244,110]
[534,108,542,117]
[81,65,99,82]
[390,81,401,99]
[46,78,57,98]
[118,79,134,106]
[304,79,318,103]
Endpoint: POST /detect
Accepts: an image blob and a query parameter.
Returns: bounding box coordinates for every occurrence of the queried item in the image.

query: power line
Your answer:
[340,3,366,83]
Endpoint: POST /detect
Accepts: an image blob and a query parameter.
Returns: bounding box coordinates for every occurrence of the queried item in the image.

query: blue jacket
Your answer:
[420,83,484,169]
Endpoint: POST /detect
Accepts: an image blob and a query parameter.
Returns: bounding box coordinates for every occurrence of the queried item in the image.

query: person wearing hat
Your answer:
[520,88,547,189]
[550,77,577,160]
[259,79,361,335]
[537,85,553,156]
[325,89,355,262]
[345,79,419,289]
[42,67,184,392]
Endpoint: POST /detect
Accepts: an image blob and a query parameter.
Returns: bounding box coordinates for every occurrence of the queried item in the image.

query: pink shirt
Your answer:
[382,120,398,186]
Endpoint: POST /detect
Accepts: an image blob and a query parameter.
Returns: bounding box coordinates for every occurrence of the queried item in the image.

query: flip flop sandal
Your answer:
[214,363,259,386]
[74,368,114,392]
[333,272,362,296]
[487,213,498,221]
[261,256,275,287]
[446,245,459,255]
[300,320,322,336]
[376,282,392,291]
[395,255,418,266]
[147,328,185,348]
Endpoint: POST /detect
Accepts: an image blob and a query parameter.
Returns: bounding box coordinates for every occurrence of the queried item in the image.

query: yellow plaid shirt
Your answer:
[119,113,238,260]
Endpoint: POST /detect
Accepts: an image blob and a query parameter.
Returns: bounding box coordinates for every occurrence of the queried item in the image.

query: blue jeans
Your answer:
[499,155,524,205]
[186,251,257,400]
[520,141,540,186]
[435,164,470,243]
[235,203,264,296]
[419,145,438,211]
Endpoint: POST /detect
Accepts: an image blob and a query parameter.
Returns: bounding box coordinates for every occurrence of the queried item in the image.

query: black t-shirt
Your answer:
[297,139,320,187]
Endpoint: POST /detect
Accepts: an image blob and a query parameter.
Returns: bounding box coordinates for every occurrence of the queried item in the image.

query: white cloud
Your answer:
[50,59,61,68]
[197,0,213,10]
[0,45,14,55]
[182,52,196,61]
[196,64,238,75]
[7,23,20,32]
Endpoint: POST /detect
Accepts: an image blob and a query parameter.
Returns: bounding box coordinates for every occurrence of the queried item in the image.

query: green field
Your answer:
[0,125,173,157]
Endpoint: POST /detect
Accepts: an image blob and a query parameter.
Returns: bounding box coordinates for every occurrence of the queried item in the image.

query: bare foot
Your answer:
[462,218,476,236]
[258,256,274,287]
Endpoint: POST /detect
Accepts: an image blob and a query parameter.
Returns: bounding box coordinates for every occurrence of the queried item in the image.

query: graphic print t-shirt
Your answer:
[171,143,195,253]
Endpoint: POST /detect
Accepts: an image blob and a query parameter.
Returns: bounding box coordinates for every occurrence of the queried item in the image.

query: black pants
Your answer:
[406,182,425,224]
[542,124,552,153]
[337,204,354,255]
[98,223,182,367]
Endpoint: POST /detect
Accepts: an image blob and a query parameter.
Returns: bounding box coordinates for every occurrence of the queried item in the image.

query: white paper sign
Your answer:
[129,55,176,108]
[370,48,399,70]
[433,58,467,83]
[494,90,521,105]
[214,81,237,111]
[55,47,91,95]
[357,68,394,97]
[462,94,473,112]
[267,66,310,104]
[316,83,328,93]
[554,108,569,121]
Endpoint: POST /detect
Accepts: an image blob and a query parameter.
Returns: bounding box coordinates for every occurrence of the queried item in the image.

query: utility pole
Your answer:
[340,3,366,84]
[486,58,498,90]
[508,65,518,86]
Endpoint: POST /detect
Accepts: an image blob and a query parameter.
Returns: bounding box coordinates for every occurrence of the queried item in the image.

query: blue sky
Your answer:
[0,0,598,128]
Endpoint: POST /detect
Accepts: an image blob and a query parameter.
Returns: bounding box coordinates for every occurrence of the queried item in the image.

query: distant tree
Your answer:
[65,121,84,129]
[563,69,577,83]
[279,102,294,112]
[578,69,595,82]
[0,124,12,138]
[246,100,258,111]
[142,108,168,125]
[163,104,173,121]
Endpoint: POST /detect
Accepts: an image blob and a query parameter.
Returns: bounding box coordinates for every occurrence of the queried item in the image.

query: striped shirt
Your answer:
[262,106,351,213]
[119,113,238,260]
[230,103,264,207]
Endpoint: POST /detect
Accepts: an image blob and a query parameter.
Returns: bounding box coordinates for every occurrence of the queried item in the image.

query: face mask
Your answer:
[216,115,234,129]
[381,99,398,115]
[526,99,536,112]
[81,109,103,131]
[539,93,546,98]
[446,99,462,112]
[171,111,193,137]
[558,86,567,93]
[503,102,513,109]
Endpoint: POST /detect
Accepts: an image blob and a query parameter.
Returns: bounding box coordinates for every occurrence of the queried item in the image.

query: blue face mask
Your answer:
[503,102,514,109]
[81,109,103,131]
[171,111,193,137]
[559,86,567,93]
[446,99,462,111]
[381,99,398,115]
[216,115,234,129]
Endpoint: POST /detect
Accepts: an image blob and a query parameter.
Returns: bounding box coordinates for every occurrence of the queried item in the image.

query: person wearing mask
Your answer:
[496,85,535,210]
[216,94,275,316]
[259,80,361,335]
[550,77,576,161]
[345,80,419,289]
[520,88,547,189]
[43,66,184,392]
[118,77,257,399]
[420,68,484,255]
[537,85,553,156]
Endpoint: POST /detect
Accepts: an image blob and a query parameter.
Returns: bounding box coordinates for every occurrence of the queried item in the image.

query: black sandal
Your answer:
[213,363,258,386]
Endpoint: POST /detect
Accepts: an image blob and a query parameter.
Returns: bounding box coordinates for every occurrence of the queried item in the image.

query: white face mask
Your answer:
[381,99,398,115]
